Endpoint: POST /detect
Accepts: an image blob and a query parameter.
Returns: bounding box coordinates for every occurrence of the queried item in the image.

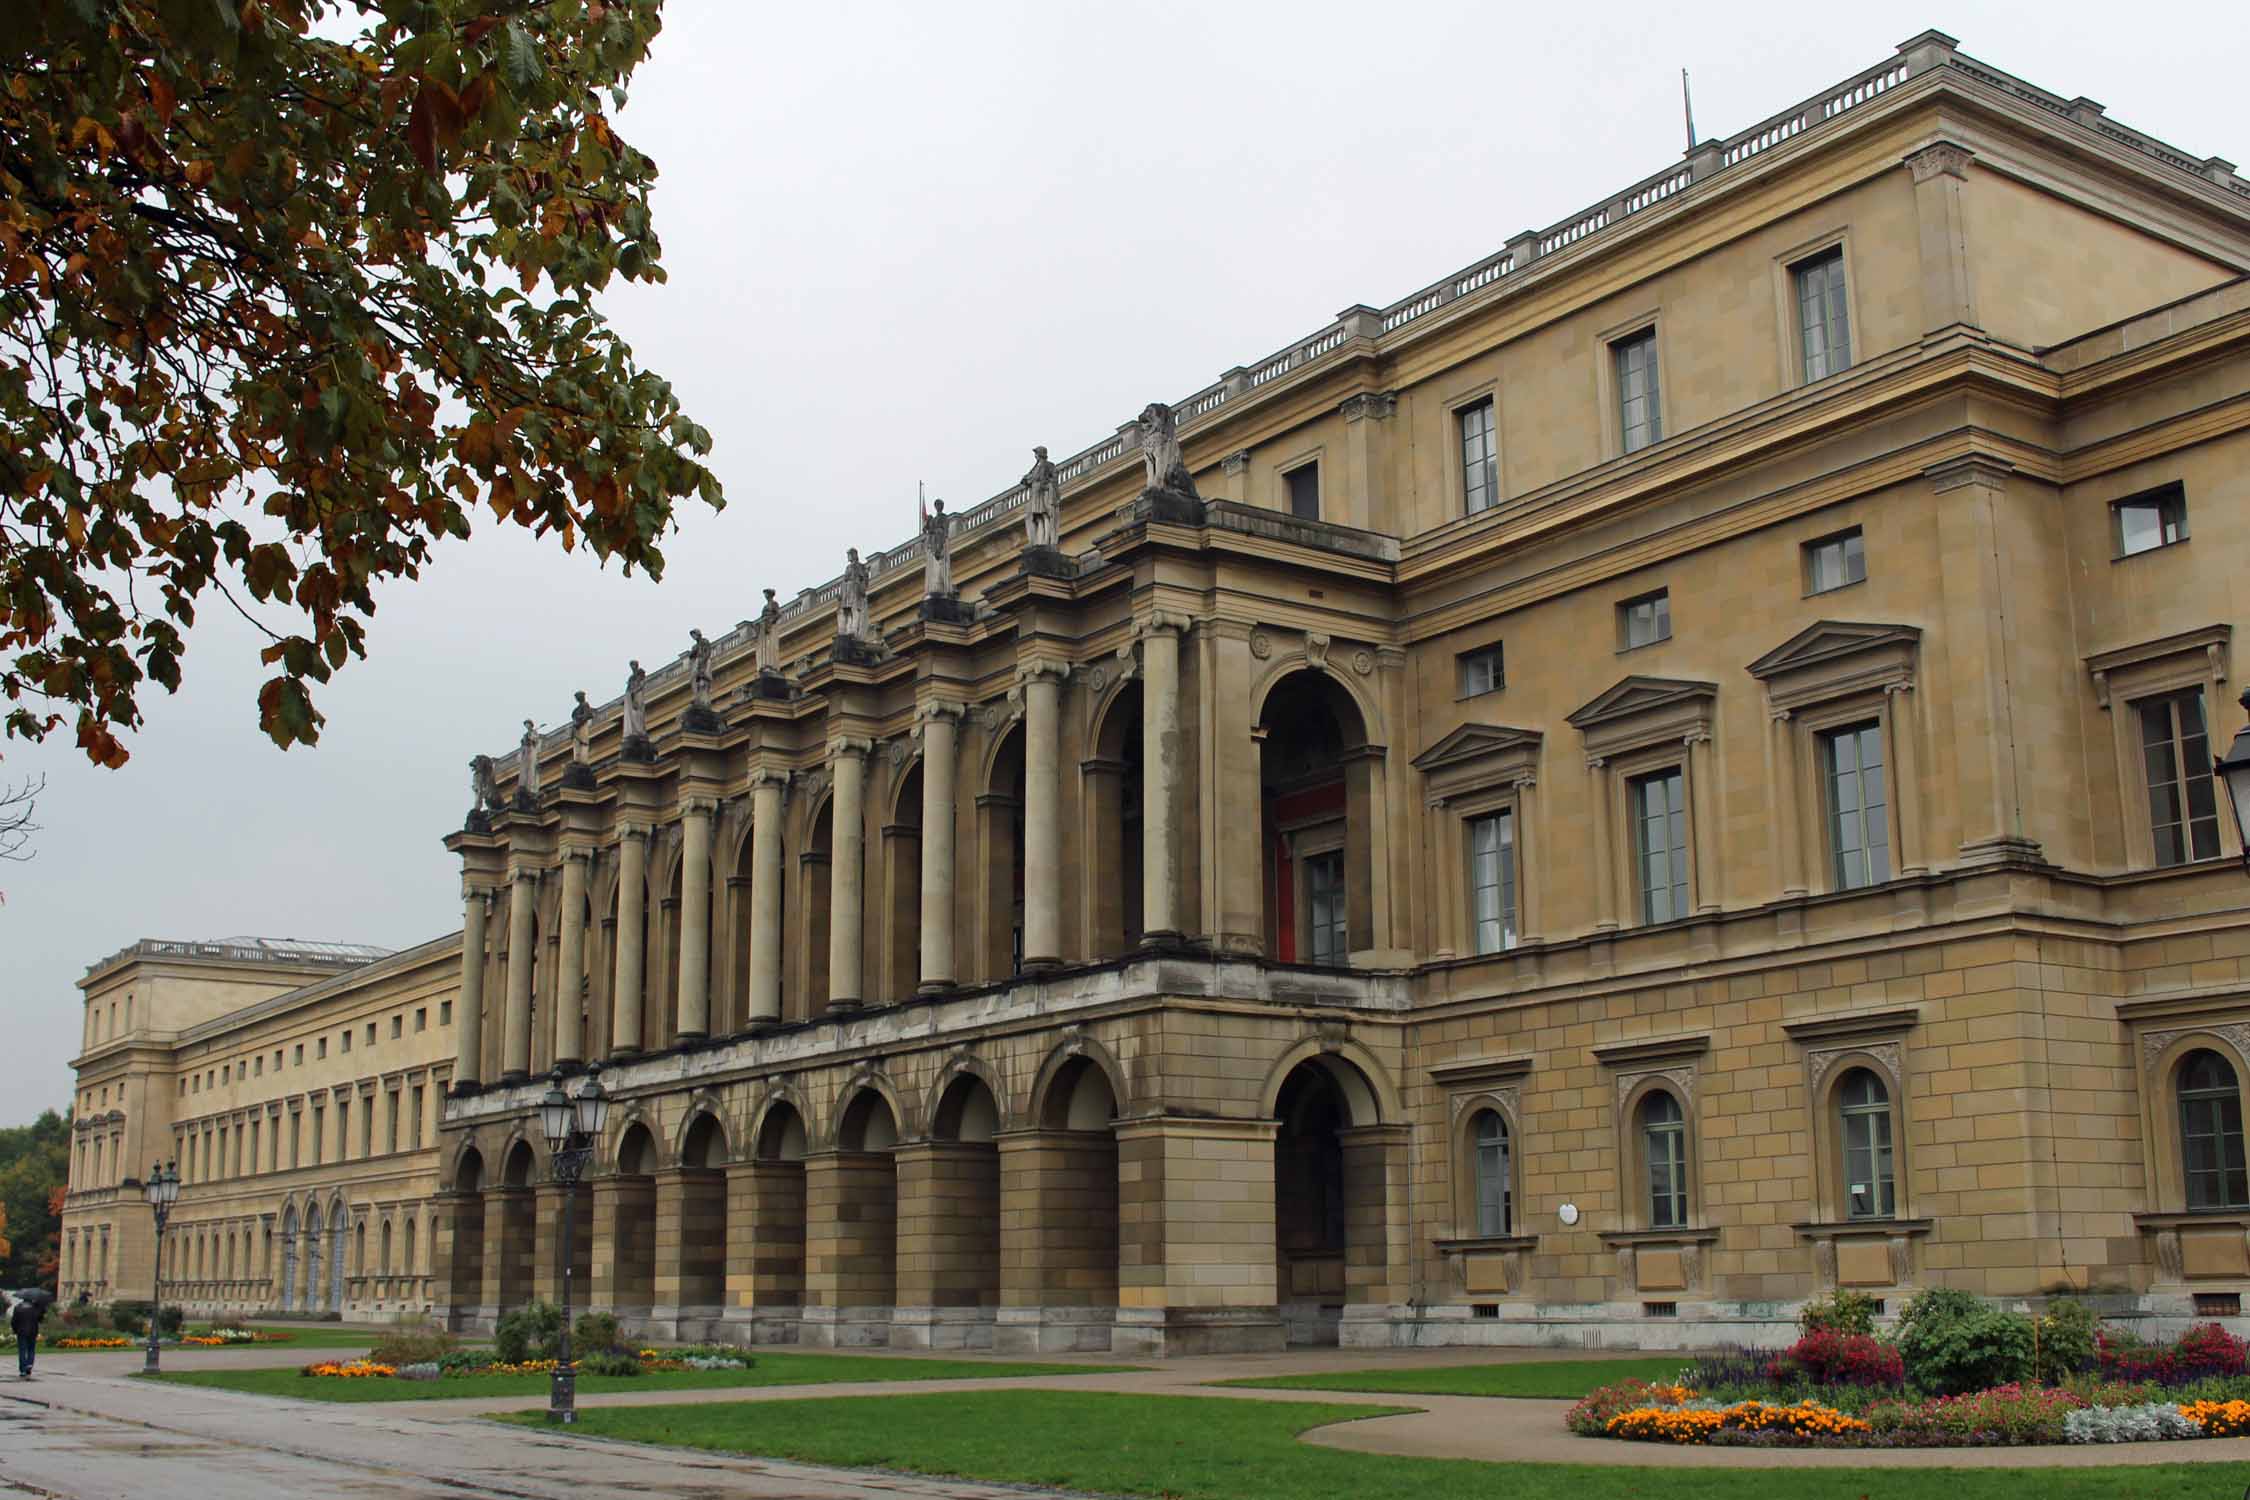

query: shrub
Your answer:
[494,1300,563,1364]
[1893,1288,2033,1395]
[572,1311,622,1355]
[106,1300,182,1336]
[1768,1329,1904,1389]
[2036,1297,2100,1381]
[580,1350,643,1377]
[2064,1402,2200,1443]
[394,1362,444,1382]
[2098,1323,2250,1386]
[1799,1290,1881,1338]
[2182,1397,2250,1438]
[1862,1382,2084,1446]
[1566,1378,1690,1437]
[1680,1348,1783,1393]
[369,1323,456,1369]
[106,1306,145,1336]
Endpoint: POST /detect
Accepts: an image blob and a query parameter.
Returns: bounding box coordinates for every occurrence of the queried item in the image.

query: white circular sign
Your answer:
[1558,1202,1581,1227]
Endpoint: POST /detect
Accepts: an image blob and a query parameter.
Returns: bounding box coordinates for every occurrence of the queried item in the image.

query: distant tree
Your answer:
[0,1111,69,1288]
[0,1202,11,1264]
[0,775,39,883]
[3,1,720,767]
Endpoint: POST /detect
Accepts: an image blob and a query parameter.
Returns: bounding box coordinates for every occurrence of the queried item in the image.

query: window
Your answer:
[2113,484,2188,557]
[2180,1049,2248,1211]
[1284,462,1320,521]
[1459,397,1498,514]
[415,1008,428,1033]
[274,1049,283,1070]
[387,1092,401,1154]
[341,1030,351,1054]
[1305,850,1347,965]
[253,1056,262,1077]
[1793,248,1852,381]
[410,1085,426,1148]
[440,1001,453,1026]
[391,1016,402,1039]
[365,1022,376,1045]
[361,1101,374,1158]
[1631,769,1689,924]
[317,1038,327,1059]
[1457,644,1504,698]
[1472,1110,1511,1235]
[1804,528,1865,594]
[1837,1069,1896,1219]
[293,1044,302,1065]
[1641,1091,1689,1228]
[1618,590,1670,650]
[1468,810,1518,955]
[1613,330,1661,453]
[1821,721,1890,890]
[2138,690,2221,866]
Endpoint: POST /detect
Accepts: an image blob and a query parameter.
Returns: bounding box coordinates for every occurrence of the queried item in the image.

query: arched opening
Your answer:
[676,1112,729,1327]
[2179,1048,2248,1211]
[801,800,834,1015]
[911,1073,1001,1340]
[492,1139,538,1314]
[604,1120,660,1320]
[1087,684,1145,959]
[380,1219,394,1279]
[325,1200,347,1310]
[884,762,924,1000]
[980,726,1026,980]
[446,1147,485,1325]
[727,827,757,1032]
[1835,1068,1897,1221]
[1258,670,1372,965]
[748,1101,809,1335]
[661,857,684,1044]
[1018,1055,1120,1348]
[808,1088,898,1343]
[403,1217,418,1280]
[1274,1060,1349,1342]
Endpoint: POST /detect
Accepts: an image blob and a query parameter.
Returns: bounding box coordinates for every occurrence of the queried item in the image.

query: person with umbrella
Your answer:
[8,1289,53,1380]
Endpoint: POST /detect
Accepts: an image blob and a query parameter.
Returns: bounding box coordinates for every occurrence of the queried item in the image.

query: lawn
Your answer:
[153,1352,1131,1403]
[502,1389,2250,1500]
[1212,1356,1687,1399]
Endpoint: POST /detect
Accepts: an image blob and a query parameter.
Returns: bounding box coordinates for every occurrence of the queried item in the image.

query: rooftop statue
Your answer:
[838,547,872,643]
[469,754,501,815]
[569,690,594,766]
[1023,446,1060,550]
[922,499,954,597]
[755,588,783,676]
[1137,401,1199,498]
[622,659,648,743]
[688,628,715,711]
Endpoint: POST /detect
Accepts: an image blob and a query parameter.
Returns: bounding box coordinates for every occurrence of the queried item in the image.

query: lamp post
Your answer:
[2215,689,2250,873]
[141,1161,179,1374]
[538,1064,608,1424]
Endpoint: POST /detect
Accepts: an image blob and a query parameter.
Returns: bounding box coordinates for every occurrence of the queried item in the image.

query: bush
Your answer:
[370,1323,457,1369]
[2098,1322,2250,1386]
[1894,1288,2034,1396]
[53,1301,107,1331]
[579,1350,643,1377]
[1799,1290,1882,1338]
[2064,1402,2200,1443]
[1768,1329,1904,1389]
[107,1301,181,1337]
[2036,1297,2100,1381]
[1862,1382,2084,1445]
[1565,1378,1693,1436]
[572,1311,622,1355]
[494,1299,563,1364]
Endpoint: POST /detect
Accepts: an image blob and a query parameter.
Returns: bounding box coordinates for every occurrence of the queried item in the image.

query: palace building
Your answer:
[60,32,2250,1352]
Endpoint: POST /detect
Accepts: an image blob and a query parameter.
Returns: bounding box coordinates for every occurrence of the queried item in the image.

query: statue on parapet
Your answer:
[921,499,954,599]
[468,754,502,823]
[754,588,783,677]
[621,659,653,758]
[1137,401,1200,499]
[838,547,873,643]
[1023,447,1060,550]
[514,718,541,806]
[564,691,596,786]
[682,627,724,733]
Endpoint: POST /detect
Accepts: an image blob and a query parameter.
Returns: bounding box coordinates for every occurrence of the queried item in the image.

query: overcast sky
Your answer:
[4,1,2240,1126]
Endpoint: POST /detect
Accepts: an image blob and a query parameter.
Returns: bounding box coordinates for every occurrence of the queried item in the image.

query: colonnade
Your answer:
[454,621,1190,1088]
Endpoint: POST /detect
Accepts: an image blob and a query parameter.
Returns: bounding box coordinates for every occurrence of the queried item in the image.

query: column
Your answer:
[918,706,959,991]
[1887,681,1928,875]
[996,1128,1119,1354]
[892,1140,1000,1349]
[611,825,647,1056]
[747,774,785,1024]
[1337,1124,1411,1325]
[1930,457,2029,861]
[501,866,537,1083]
[677,798,714,1041]
[1906,141,1976,333]
[454,890,488,1087]
[1587,758,1618,931]
[827,742,869,1010]
[1686,729,1722,914]
[554,851,588,1066]
[1022,665,1064,968]
[1769,710,1807,897]
[1141,617,1183,942]
[1113,1116,1282,1357]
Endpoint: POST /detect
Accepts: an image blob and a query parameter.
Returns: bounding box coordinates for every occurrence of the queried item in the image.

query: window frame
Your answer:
[1802,527,1867,596]
[1457,642,1504,699]
[2179,1048,2250,1213]
[2135,687,2222,869]
[1457,394,1500,516]
[1791,246,1854,383]
[1617,589,1672,652]
[2111,482,2189,559]
[1413,723,1543,959]
[2086,627,2236,872]
[1611,327,1663,455]
[1818,718,1892,891]
[1471,1107,1513,1236]
[1283,459,1322,522]
[1635,1086,1692,1230]
[1466,806,1520,957]
[1836,1067,1898,1220]
[1628,765,1691,926]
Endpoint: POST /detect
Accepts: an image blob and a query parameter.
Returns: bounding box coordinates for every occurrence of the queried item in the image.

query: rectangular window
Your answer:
[2113,483,2188,557]
[387,1093,401,1155]
[1468,810,1518,956]
[310,1108,324,1163]
[415,1008,428,1033]
[1284,462,1320,522]
[1613,330,1661,453]
[1631,769,1690,924]
[2138,689,2221,866]
[1459,397,1499,514]
[440,1001,453,1026]
[248,1120,259,1175]
[1618,590,1671,650]
[253,1056,262,1077]
[1305,850,1347,965]
[366,1022,376,1045]
[1794,248,1852,382]
[316,1038,326,1060]
[1821,721,1891,890]
[391,1016,402,1039]
[361,1102,374,1158]
[410,1085,426,1149]
[1457,644,1504,698]
[340,1030,350,1053]
[1804,528,1866,594]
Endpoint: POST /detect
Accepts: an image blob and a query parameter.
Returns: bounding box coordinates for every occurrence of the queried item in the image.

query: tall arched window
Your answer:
[2180,1049,2249,1211]
[1837,1068,1896,1219]
[1640,1091,1688,1228]
[1472,1110,1511,1236]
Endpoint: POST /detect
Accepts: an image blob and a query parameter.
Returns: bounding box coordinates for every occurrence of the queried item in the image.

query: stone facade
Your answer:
[63,33,2250,1351]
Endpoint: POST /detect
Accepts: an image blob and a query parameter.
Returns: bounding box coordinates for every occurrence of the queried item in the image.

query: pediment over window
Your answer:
[1747,621,1920,711]
[1566,676,1716,758]
[1414,723,1542,804]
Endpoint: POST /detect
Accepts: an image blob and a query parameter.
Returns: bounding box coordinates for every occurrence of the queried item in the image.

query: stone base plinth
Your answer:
[993,1305,1116,1354]
[888,1305,996,1350]
[1110,1305,1284,1358]
[798,1304,893,1348]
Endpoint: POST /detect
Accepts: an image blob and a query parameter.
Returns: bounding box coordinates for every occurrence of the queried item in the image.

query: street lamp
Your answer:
[2215,689,2250,872]
[538,1065,608,1424]
[141,1161,179,1374]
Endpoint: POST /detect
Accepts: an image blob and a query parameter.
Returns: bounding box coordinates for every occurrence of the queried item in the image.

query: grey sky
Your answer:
[5,1,2240,1125]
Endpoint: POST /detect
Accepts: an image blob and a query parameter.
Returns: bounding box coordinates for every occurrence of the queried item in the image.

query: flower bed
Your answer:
[294,1344,756,1383]
[303,1359,396,1378]
[52,1336,137,1350]
[187,1326,291,1346]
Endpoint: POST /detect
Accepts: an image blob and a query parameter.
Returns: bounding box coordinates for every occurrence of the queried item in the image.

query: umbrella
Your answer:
[10,1289,53,1309]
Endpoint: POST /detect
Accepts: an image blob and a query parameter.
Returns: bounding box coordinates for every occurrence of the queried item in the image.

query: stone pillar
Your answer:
[996,1128,1120,1354]
[590,1175,657,1316]
[1906,141,1976,333]
[1686,729,1721,914]
[1587,758,1619,931]
[1888,681,1928,875]
[454,890,489,1087]
[501,867,537,1082]
[827,741,870,1011]
[481,1185,532,1313]
[1141,617,1184,943]
[729,1161,805,1344]
[676,799,714,1041]
[801,1150,895,1347]
[1930,457,2035,863]
[1769,710,1807,898]
[1203,623,1263,952]
[531,1182,571,1304]
[892,1140,1000,1350]
[1113,1116,1283,1357]
[747,775,785,1025]
[1337,1123,1410,1346]
[650,1167,690,1340]
[918,705,959,991]
[554,852,588,1066]
[611,825,648,1056]
[1021,664,1065,968]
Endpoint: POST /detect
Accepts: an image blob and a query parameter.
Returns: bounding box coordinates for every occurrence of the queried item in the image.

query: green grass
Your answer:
[498,1389,2250,1500]
[152,1352,1132,1402]
[1212,1356,1687,1399]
